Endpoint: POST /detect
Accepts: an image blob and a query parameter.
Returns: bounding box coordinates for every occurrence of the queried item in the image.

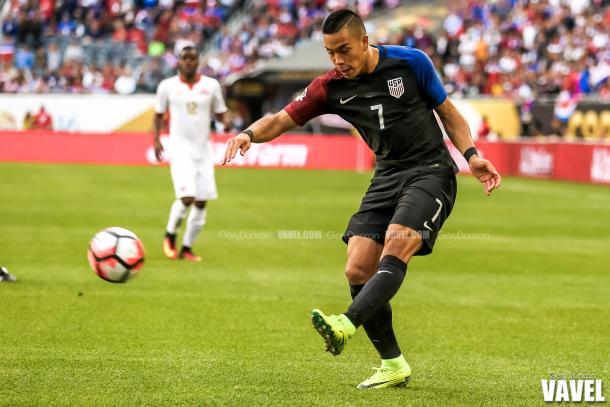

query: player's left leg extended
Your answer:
[343,236,411,388]
[345,225,420,389]
[350,224,421,389]
[347,237,413,389]
[352,173,457,389]
[180,200,207,262]
[310,228,419,386]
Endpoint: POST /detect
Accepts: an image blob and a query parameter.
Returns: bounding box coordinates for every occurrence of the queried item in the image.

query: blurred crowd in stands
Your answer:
[1,0,609,102]
[430,0,610,102]
[0,0,242,93]
[201,0,400,78]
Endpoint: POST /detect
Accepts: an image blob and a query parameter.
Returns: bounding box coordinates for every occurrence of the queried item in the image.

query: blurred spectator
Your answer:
[16,8,43,48]
[137,58,165,92]
[47,42,63,72]
[63,39,84,63]
[14,46,34,70]
[478,115,491,140]
[114,66,137,94]
[56,12,77,38]
[31,106,53,131]
[23,111,34,130]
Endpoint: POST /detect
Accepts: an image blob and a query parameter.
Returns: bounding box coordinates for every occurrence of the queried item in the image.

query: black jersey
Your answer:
[285,45,458,174]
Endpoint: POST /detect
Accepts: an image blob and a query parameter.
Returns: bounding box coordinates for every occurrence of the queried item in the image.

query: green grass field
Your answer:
[0,163,608,406]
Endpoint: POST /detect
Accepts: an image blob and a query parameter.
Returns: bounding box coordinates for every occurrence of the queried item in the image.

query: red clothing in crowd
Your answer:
[39,0,55,20]
[32,107,53,130]
[478,119,490,139]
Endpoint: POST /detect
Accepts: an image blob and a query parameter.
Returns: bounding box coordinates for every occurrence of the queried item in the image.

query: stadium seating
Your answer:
[0,0,242,93]
[428,0,610,100]
[0,0,608,99]
[202,0,609,101]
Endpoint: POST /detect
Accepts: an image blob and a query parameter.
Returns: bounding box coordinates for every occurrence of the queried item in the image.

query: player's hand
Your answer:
[223,133,251,164]
[154,139,164,162]
[468,155,502,196]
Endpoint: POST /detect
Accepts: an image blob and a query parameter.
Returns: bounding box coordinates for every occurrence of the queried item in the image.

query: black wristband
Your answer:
[463,146,478,162]
[240,129,254,142]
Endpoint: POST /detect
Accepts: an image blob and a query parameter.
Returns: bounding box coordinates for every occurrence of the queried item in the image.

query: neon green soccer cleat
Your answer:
[309,309,355,356]
[357,364,412,390]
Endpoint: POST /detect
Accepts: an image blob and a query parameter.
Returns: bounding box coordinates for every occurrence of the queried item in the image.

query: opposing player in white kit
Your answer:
[153,45,230,262]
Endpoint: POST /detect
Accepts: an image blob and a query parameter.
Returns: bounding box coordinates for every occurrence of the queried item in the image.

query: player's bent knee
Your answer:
[345,236,383,284]
[345,262,375,285]
[194,200,207,209]
[181,197,195,206]
[382,225,423,263]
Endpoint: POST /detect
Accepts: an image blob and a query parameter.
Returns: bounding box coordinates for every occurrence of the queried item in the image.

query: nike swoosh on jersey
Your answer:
[340,95,357,104]
[377,270,393,274]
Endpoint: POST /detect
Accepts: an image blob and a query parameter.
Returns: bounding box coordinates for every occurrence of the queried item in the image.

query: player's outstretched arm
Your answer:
[435,98,502,196]
[222,109,298,164]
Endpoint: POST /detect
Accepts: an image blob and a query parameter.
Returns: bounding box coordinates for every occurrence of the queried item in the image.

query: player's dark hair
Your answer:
[322,9,365,36]
[179,45,197,57]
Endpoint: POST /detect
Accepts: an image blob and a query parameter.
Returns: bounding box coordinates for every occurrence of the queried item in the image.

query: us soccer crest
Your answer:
[387,77,404,98]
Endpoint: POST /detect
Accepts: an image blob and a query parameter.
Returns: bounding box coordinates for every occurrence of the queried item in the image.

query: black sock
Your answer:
[165,232,176,245]
[344,255,407,327]
[350,284,402,359]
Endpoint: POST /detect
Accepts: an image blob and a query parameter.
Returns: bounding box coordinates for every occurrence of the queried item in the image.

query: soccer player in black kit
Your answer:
[224,9,501,389]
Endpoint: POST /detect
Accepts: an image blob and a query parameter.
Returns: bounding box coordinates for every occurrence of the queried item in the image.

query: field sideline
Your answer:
[0,163,608,406]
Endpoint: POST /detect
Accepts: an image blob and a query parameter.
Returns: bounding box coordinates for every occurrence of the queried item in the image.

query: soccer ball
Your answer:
[87,227,145,283]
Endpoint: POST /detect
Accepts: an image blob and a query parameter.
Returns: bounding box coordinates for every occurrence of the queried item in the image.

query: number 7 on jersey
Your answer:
[370,104,385,130]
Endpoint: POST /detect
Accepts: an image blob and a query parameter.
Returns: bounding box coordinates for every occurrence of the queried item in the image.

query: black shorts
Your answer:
[342,168,457,256]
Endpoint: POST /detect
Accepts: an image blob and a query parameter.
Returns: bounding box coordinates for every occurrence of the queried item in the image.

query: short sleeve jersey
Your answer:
[155,74,228,160]
[285,45,458,173]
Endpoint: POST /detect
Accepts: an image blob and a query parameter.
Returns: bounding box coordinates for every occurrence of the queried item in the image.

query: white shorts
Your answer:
[169,158,218,200]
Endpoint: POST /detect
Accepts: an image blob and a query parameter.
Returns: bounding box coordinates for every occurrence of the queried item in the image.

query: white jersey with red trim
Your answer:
[154,74,227,160]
